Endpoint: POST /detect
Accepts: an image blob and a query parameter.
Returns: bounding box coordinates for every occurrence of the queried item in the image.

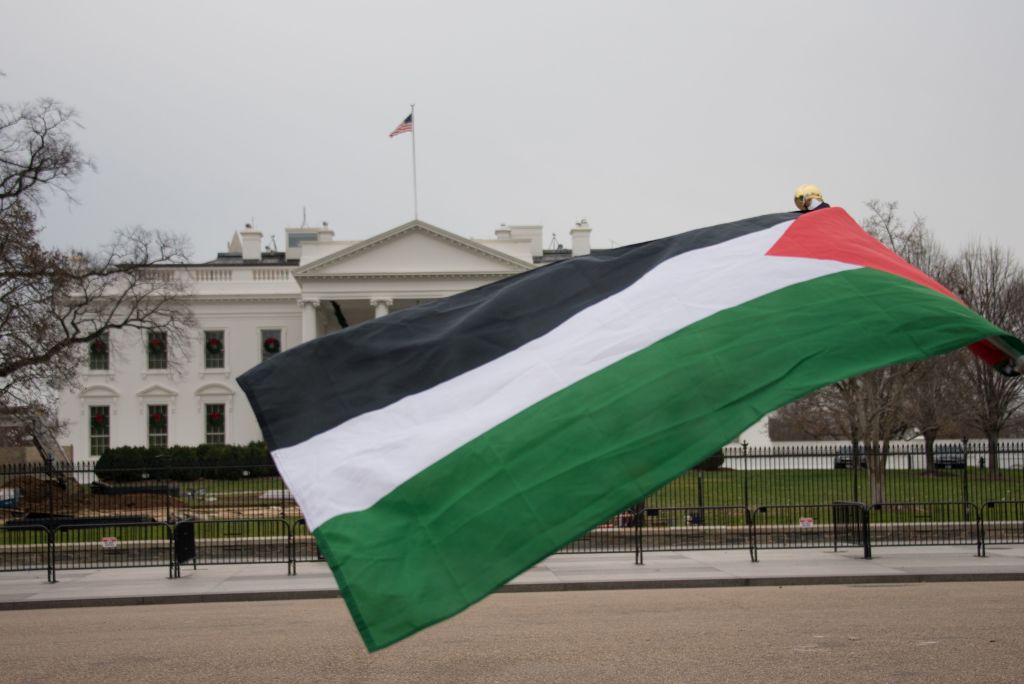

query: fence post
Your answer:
[861,504,872,559]
[48,465,55,518]
[172,520,181,578]
[961,437,971,523]
[47,527,56,583]
[696,471,706,526]
[288,520,296,576]
[633,499,644,566]
[167,522,175,580]
[832,504,838,553]
[976,503,986,558]
[742,441,750,510]
[748,508,759,562]
[851,442,860,503]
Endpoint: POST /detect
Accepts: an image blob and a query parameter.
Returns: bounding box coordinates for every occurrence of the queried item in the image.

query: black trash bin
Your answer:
[174,521,196,564]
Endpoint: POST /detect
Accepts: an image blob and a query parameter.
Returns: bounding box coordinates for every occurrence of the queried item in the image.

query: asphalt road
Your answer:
[5,582,1023,683]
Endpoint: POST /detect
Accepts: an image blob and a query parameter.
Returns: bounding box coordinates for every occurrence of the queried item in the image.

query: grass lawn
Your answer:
[644,467,1024,524]
[3,469,1023,545]
[0,517,309,545]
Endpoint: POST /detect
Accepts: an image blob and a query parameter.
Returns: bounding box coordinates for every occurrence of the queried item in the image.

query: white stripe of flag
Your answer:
[273,220,863,529]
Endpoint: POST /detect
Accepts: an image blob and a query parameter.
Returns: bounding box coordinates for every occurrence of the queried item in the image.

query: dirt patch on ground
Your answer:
[3,475,183,520]
[3,476,300,523]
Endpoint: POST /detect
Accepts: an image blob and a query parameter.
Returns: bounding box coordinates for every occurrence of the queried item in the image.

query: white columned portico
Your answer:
[300,299,320,342]
[370,297,393,319]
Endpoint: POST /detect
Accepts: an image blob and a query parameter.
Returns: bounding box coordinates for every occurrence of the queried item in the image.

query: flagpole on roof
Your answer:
[388,106,418,220]
[410,104,419,220]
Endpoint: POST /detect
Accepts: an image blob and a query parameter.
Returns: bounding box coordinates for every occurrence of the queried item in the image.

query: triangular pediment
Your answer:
[80,384,120,399]
[137,383,178,399]
[294,220,533,279]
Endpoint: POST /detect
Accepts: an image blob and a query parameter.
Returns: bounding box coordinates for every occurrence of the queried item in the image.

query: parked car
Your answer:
[833,445,867,469]
[932,443,966,469]
[0,487,19,509]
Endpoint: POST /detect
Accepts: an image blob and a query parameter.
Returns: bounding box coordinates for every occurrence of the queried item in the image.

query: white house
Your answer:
[58,216,771,466]
[57,218,608,465]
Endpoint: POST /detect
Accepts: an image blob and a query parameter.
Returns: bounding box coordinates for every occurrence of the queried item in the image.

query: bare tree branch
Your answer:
[0,99,93,214]
[0,96,193,427]
[946,241,1024,472]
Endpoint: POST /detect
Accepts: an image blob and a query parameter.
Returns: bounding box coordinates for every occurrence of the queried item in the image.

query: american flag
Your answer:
[389,114,413,138]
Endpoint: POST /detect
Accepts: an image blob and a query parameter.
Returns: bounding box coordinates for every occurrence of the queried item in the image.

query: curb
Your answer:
[3,572,1024,611]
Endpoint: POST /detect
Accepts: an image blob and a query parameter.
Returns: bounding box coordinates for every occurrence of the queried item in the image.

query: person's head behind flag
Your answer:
[794,184,824,211]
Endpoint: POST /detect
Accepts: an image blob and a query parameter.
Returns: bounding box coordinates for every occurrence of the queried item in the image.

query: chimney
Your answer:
[318,221,334,242]
[570,219,591,257]
[495,224,511,241]
[508,225,543,258]
[240,223,263,261]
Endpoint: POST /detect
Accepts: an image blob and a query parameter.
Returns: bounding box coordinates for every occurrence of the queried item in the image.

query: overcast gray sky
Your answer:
[3,0,1022,261]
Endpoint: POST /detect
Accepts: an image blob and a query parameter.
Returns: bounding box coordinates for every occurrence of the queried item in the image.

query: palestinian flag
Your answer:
[238,207,1023,651]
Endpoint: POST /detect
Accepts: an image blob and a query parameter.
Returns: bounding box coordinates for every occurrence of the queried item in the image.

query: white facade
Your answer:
[59,219,585,465]
[57,216,778,464]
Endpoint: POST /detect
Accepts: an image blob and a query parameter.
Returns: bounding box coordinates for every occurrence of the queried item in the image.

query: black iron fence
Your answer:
[3,441,1024,578]
[556,440,1023,563]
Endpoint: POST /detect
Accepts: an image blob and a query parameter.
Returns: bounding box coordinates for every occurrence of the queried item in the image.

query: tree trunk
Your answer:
[867,444,887,506]
[986,431,1001,473]
[923,431,937,472]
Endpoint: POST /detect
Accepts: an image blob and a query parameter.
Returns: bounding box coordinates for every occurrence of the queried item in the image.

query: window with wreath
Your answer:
[261,329,282,362]
[89,406,110,456]
[88,333,110,371]
[147,331,168,370]
[147,404,168,449]
[204,331,225,369]
[205,403,226,444]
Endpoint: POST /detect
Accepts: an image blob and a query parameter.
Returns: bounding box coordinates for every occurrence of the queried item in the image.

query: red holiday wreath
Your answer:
[207,409,224,425]
[206,337,223,354]
[91,413,107,429]
[263,337,280,354]
[148,336,165,353]
[90,338,107,354]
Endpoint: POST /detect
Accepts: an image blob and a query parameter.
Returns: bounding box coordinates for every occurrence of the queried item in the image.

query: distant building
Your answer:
[58,218,599,465]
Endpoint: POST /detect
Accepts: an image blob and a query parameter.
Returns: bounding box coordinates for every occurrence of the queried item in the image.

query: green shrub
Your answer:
[95,442,277,482]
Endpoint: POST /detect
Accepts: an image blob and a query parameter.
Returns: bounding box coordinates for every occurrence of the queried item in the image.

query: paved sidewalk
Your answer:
[2,545,1023,610]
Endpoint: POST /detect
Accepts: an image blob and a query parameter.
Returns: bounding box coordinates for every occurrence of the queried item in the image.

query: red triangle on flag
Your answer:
[766,207,956,299]
[767,207,1010,369]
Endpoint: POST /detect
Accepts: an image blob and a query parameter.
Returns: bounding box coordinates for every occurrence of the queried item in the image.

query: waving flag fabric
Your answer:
[238,207,1023,651]
[389,113,413,138]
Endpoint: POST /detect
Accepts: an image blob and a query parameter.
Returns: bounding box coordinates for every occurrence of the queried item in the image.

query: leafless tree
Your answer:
[835,201,945,502]
[946,242,1024,474]
[862,201,969,471]
[1,202,194,405]
[836,364,921,505]
[0,96,194,435]
[769,389,847,441]
[0,99,92,215]
[771,363,917,505]
[900,354,968,471]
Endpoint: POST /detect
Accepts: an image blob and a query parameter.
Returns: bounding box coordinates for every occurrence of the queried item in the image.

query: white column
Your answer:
[370,297,392,319]
[300,299,320,342]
